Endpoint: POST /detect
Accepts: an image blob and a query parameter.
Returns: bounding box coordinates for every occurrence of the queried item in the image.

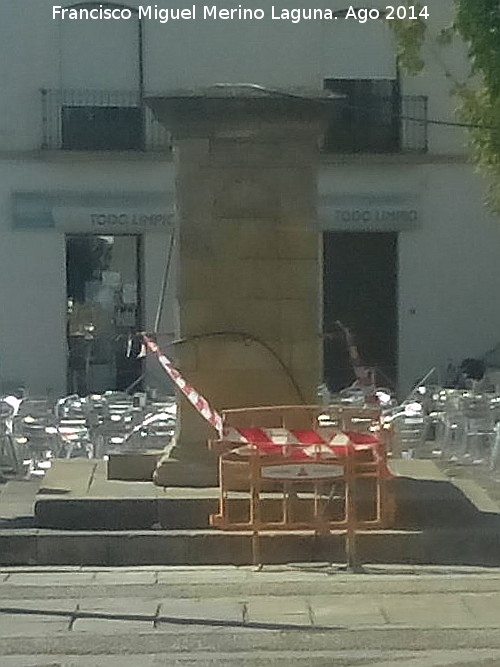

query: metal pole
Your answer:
[153,233,175,334]
[345,449,363,573]
[250,453,262,568]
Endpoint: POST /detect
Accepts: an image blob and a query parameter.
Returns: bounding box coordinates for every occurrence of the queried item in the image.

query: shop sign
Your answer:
[333,208,419,225]
[320,194,421,230]
[12,192,174,233]
[55,208,171,232]
[89,212,168,229]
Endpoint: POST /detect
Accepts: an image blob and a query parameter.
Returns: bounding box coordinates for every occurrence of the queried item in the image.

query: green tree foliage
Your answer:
[390,0,500,211]
[387,2,427,75]
[454,0,500,210]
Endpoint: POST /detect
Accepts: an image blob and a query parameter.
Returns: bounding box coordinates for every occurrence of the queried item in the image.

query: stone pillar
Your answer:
[147,90,334,486]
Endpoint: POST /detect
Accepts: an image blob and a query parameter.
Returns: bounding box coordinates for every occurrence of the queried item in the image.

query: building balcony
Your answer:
[40,88,427,156]
[41,89,170,152]
[322,94,428,154]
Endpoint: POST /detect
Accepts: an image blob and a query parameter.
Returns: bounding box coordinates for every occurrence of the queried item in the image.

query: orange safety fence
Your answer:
[208,405,396,567]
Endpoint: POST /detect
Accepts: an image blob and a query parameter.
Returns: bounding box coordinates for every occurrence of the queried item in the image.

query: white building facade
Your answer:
[1,0,499,397]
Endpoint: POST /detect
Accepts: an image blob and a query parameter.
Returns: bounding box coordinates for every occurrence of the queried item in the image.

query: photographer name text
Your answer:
[52,5,430,25]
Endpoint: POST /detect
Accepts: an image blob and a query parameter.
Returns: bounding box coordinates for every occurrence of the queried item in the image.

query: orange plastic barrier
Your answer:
[208,405,395,567]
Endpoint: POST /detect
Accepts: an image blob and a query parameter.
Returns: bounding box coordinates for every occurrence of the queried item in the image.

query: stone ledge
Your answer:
[1,528,500,567]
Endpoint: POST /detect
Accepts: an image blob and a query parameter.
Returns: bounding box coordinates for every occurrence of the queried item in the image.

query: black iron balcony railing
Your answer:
[41,89,170,152]
[41,89,427,154]
[323,94,428,154]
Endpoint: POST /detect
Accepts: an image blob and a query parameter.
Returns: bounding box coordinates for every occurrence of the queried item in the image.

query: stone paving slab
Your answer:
[4,626,500,656]
[0,480,39,527]
[0,614,70,636]
[155,567,250,584]
[245,595,311,626]
[38,460,97,496]
[92,570,157,585]
[460,592,500,624]
[72,618,154,633]
[84,483,165,498]
[87,461,164,498]
[6,564,500,667]
[0,657,163,667]
[0,598,78,614]
[379,592,477,628]
[6,565,500,601]
[0,584,424,633]
[39,460,219,500]
[156,597,244,625]
[388,460,449,480]
[309,594,386,626]
[451,478,500,513]
[72,597,158,633]
[3,649,493,667]
[76,596,159,615]
[0,597,76,636]
[4,572,96,586]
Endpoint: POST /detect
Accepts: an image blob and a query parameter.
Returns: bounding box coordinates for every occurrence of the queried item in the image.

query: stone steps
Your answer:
[2,459,500,567]
[2,526,500,567]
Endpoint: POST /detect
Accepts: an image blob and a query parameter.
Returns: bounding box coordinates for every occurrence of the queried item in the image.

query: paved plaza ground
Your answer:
[1,564,500,665]
[2,458,500,664]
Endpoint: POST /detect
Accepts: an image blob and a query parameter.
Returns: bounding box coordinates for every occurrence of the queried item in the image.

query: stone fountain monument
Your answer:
[146,86,339,486]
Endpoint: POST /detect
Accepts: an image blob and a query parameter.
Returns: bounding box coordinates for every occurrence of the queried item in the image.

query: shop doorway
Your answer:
[66,234,143,394]
[323,232,398,392]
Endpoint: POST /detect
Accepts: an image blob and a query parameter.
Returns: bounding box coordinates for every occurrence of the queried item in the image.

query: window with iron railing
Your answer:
[323,79,427,153]
[41,89,170,152]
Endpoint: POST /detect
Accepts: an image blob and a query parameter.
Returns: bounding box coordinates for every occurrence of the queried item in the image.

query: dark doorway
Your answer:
[66,234,143,394]
[323,232,398,391]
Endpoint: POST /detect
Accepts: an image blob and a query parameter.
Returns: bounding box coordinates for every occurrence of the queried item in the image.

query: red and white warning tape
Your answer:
[224,427,381,446]
[141,335,386,472]
[222,427,388,472]
[223,426,346,446]
[142,335,224,437]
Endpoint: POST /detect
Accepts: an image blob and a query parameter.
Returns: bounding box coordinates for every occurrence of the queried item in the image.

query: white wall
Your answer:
[400,0,471,155]
[145,0,397,90]
[0,2,61,150]
[0,157,175,394]
[0,222,66,396]
[399,165,500,392]
[320,162,500,393]
[1,0,451,152]
[0,0,472,155]
[60,12,140,89]
[3,157,500,395]
[2,0,499,397]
